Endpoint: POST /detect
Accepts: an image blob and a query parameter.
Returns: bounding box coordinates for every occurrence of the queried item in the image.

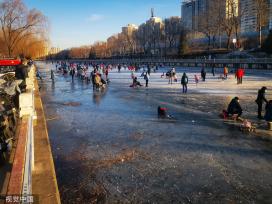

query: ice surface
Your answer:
[37,62,272,204]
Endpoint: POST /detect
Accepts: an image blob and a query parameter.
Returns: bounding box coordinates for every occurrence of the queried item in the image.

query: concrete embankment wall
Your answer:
[32,70,61,204]
[5,65,61,204]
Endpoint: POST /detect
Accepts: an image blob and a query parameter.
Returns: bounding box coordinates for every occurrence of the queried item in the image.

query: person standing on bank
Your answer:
[181,72,189,93]
[256,86,268,119]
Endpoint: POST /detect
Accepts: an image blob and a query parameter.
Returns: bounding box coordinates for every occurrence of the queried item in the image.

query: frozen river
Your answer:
[36,62,272,204]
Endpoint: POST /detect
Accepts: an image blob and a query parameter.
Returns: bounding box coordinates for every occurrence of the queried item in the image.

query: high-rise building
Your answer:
[49,47,61,55]
[226,0,239,19]
[269,0,272,30]
[182,0,238,31]
[122,24,138,36]
[240,0,271,34]
[181,0,195,30]
[182,0,270,34]
[240,0,258,33]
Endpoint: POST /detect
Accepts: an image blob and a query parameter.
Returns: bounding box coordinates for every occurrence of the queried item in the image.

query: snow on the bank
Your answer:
[108,67,271,99]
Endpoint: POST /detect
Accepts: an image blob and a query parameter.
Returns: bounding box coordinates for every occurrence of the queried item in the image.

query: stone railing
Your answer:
[6,65,36,203]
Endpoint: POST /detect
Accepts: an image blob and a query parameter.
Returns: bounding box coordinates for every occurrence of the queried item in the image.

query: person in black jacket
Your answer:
[15,59,28,92]
[227,97,243,117]
[256,87,268,119]
[181,72,188,93]
[265,100,272,122]
[91,69,96,90]
[201,67,206,81]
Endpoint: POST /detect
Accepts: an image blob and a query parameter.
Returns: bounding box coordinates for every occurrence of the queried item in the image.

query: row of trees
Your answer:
[0,0,49,58]
[55,0,271,60]
[63,16,187,59]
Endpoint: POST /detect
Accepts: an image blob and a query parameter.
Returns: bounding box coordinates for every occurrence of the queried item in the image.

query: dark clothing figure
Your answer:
[70,69,75,81]
[181,73,188,93]
[16,63,28,92]
[256,87,268,119]
[101,78,107,85]
[105,69,109,80]
[91,71,96,90]
[211,65,215,76]
[265,100,272,122]
[15,64,28,80]
[167,71,173,84]
[132,77,142,87]
[144,72,149,87]
[201,68,206,81]
[118,65,121,73]
[50,70,54,81]
[36,70,42,80]
[158,106,167,118]
[147,66,151,76]
[227,97,243,117]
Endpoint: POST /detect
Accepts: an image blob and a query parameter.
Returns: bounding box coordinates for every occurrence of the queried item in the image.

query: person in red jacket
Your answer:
[240,68,245,84]
[236,68,244,84]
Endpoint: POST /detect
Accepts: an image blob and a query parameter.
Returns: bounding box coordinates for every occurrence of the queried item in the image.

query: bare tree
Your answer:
[205,0,243,50]
[198,9,218,49]
[164,17,182,55]
[135,24,149,55]
[0,0,47,57]
[254,0,269,47]
[145,20,163,56]
[69,46,91,59]
[123,31,137,56]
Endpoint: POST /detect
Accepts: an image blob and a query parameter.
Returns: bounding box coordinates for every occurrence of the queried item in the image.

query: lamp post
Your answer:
[232,38,237,70]
[232,38,237,51]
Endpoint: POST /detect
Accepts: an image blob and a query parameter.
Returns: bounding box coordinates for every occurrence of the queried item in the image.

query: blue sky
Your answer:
[24,0,181,49]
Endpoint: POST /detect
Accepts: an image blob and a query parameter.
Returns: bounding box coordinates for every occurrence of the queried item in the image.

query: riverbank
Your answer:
[0,65,60,204]
[32,72,61,204]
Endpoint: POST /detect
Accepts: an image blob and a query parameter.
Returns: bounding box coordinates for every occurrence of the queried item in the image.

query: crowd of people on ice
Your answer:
[48,61,272,130]
[53,61,111,90]
[51,61,247,91]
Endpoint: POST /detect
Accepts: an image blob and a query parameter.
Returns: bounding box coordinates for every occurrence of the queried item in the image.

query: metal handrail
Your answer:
[51,58,272,64]
[22,116,34,204]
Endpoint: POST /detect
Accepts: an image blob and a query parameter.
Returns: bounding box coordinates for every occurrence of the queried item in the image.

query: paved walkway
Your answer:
[32,77,61,204]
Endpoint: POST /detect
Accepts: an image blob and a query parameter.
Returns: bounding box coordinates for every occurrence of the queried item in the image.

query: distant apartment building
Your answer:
[49,47,61,55]
[226,0,239,18]
[122,24,138,36]
[240,0,270,34]
[270,0,272,30]
[182,0,238,31]
[182,0,270,34]
[181,0,195,30]
[240,0,258,33]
